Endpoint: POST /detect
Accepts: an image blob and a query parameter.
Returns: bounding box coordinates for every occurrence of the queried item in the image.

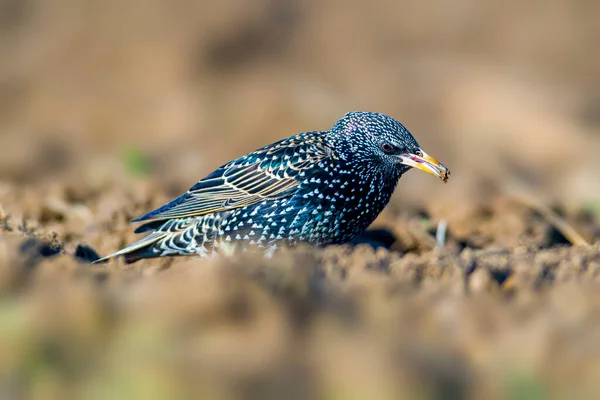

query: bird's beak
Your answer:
[397,149,450,182]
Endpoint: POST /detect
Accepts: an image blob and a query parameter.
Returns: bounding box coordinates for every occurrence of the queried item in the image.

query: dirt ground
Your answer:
[2,176,600,400]
[1,1,600,399]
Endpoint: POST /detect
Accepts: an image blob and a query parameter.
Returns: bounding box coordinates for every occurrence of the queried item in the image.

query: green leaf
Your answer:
[122,146,152,177]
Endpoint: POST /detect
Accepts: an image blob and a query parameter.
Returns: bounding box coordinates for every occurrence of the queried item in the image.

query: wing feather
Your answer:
[132,132,332,224]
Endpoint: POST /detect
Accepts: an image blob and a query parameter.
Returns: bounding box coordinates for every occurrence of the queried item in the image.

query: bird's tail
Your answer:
[92,217,215,264]
[92,231,170,264]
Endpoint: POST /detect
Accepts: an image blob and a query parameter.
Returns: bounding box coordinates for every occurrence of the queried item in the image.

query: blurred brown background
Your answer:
[1,0,599,207]
[2,2,600,399]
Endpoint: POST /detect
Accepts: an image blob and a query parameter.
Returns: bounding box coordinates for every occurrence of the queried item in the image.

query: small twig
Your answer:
[435,219,447,248]
[510,188,590,247]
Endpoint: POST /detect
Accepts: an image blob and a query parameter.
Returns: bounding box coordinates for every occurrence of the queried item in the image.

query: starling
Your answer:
[95,112,449,263]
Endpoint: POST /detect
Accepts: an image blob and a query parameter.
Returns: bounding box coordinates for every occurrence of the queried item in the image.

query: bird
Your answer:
[94,111,449,263]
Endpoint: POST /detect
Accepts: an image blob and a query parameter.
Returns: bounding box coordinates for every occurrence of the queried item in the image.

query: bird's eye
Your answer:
[381,143,394,153]
[414,149,423,157]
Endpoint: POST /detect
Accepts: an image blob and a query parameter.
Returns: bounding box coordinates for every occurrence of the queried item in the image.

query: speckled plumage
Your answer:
[96,111,449,263]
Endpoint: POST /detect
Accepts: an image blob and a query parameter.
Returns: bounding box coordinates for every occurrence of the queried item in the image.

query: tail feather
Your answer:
[94,218,207,263]
[92,231,168,264]
[94,216,218,264]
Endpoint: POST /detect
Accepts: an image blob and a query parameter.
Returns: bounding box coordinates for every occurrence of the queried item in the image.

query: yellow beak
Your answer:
[397,149,450,182]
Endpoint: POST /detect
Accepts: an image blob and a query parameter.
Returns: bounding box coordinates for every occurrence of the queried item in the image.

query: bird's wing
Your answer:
[133,132,332,223]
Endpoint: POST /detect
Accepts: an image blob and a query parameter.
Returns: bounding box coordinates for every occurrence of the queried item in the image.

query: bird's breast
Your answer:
[289,167,396,244]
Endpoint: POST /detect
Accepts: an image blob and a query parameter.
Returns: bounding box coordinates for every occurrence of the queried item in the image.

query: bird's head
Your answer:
[330,111,450,182]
